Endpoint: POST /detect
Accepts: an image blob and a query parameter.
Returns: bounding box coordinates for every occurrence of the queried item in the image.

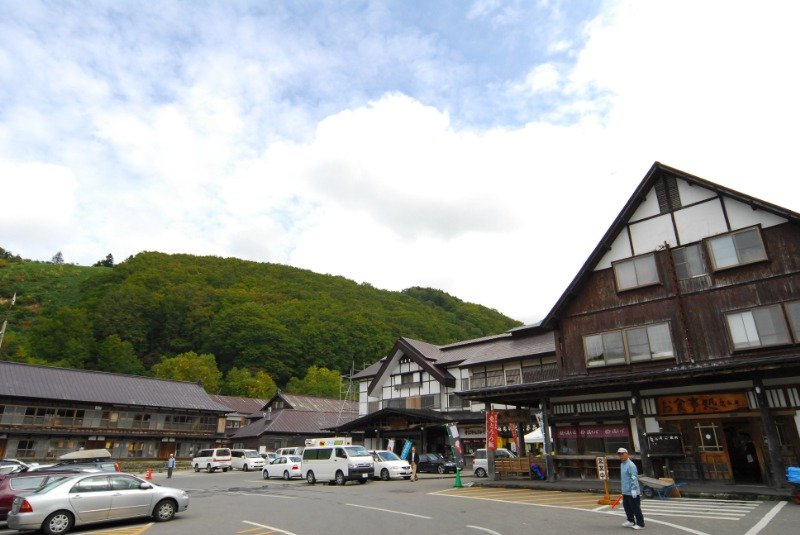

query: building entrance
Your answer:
[723,420,762,484]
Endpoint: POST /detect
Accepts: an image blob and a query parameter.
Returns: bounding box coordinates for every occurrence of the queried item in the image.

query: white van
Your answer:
[302,444,374,485]
[192,447,232,472]
[230,449,266,471]
[472,448,516,477]
[276,446,304,456]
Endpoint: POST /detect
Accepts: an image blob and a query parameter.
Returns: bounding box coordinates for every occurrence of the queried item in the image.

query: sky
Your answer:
[2,0,799,324]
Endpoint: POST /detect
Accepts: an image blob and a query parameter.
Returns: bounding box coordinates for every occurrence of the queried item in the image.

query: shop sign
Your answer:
[553,424,630,439]
[657,393,748,415]
[486,411,498,451]
[387,417,408,428]
[596,456,608,480]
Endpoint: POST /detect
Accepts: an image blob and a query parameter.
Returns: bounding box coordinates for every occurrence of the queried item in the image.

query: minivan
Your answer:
[302,445,373,485]
[192,448,232,472]
[230,449,265,471]
[276,446,304,456]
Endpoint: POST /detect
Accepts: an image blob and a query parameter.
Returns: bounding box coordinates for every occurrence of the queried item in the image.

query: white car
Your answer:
[472,448,516,478]
[262,455,303,480]
[370,450,412,480]
[230,449,265,472]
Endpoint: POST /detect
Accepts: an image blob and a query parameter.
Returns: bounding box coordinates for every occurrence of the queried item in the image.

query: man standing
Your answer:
[166,453,176,479]
[617,447,644,529]
[410,446,420,482]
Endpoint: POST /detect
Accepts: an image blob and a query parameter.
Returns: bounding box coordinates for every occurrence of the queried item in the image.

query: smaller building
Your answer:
[231,392,359,451]
[0,361,232,460]
[209,394,267,438]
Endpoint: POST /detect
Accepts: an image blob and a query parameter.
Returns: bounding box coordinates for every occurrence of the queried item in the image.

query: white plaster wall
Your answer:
[673,199,728,245]
[644,417,660,433]
[677,179,717,205]
[629,213,678,254]
[630,190,661,222]
[724,197,787,230]
[630,417,641,451]
[596,228,633,270]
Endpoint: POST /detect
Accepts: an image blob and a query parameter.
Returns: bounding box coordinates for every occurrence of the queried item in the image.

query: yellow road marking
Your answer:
[434,488,602,509]
[83,523,155,535]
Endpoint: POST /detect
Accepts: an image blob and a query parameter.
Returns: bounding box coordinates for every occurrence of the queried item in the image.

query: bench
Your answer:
[496,458,532,479]
[638,476,686,499]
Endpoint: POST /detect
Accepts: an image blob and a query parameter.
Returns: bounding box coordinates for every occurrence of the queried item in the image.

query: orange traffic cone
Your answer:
[145,468,152,480]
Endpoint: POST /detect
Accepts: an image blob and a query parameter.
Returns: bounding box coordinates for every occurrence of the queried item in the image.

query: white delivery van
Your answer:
[276,446,305,456]
[304,436,352,447]
[302,444,374,485]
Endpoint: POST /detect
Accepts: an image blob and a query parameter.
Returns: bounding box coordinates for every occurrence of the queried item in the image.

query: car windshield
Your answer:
[429,453,445,460]
[244,451,261,458]
[35,477,72,494]
[344,446,369,457]
[288,456,302,462]
[377,451,400,461]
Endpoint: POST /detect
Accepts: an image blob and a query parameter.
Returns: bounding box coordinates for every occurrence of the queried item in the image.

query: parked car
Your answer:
[302,445,373,485]
[7,472,189,535]
[275,446,304,456]
[369,450,411,480]
[192,448,232,473]
[260,451,278,462]
[0,459,53,474]
[262,455,303,480]
[417,453,457,474]
[472,448,516,478]
[0,471,77,521]
[38,449,120,473]
[230,449,265,472]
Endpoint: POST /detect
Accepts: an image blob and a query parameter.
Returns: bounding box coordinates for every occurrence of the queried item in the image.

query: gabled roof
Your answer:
[328,407,450,433]
[0,361,231,413]
[364,330,556,392]
[209,394,268,415]
[231,408,359,439]
[263,392,357,413]
[538,162,800,330]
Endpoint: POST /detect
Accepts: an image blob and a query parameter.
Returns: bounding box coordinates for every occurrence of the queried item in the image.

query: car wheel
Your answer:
[153,499,176,521]
[41,510,74,535]
[437,465,445,474]
[475,467,486,478]
[222,468,229,472]
[194,464,200,472]
[283,470,290,480]
[380,468,390,481]
[306,471,316,484]
[335,471,345,485]
[243,464,249,472]
[263,470,270,480]
[206,464,213,473]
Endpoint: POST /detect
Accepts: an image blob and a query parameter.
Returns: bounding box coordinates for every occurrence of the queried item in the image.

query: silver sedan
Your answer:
[7,472,189,535]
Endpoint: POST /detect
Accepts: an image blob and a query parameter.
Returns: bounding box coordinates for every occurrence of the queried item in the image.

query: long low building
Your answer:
[0,360,232,460]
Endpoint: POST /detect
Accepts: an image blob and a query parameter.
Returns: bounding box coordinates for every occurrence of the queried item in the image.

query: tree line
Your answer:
[0,249,521,397]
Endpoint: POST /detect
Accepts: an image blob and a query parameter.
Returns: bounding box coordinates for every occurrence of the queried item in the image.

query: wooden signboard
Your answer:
[645,433,684,457]
[657,393,748,415]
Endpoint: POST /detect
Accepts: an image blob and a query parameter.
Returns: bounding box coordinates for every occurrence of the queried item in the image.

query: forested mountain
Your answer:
[0,250,521,389]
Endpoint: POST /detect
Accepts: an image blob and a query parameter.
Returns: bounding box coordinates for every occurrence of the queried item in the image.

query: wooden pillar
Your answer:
[541,397,555,481]
[631,390,654,477]
[754,379,786,488]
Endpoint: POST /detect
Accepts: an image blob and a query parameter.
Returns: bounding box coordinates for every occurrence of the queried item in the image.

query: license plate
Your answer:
[362,473,368,478]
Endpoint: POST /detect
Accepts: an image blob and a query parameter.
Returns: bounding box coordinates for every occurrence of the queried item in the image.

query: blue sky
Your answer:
[2,0,799,323]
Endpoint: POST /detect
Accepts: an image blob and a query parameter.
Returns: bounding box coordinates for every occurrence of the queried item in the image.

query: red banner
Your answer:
[486,411,498,451]
[553,424,630,439]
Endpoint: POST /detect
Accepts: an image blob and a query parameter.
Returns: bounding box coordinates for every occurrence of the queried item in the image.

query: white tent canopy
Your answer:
[524,427,544,443]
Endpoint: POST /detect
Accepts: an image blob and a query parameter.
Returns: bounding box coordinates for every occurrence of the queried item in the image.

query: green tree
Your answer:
[93,254,114,267]
[30,307,94,367]
[51,251,64,264]
[151,351,222,393]
[285,365,342,398]
[223,367,277,398]
[94,335,145,375]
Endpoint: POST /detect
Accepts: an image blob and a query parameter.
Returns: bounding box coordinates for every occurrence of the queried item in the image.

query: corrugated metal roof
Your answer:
[275,393,357,413]
[232,409,359,438]
[0,361,231,412]
[209,394,267,414]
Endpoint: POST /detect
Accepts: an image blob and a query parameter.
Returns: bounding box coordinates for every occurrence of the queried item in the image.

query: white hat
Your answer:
[617,447,628,454]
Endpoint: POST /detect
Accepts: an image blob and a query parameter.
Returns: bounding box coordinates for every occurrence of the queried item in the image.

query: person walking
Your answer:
[410,446,420,482]
[166,453,176,479]
[617,447,644,529]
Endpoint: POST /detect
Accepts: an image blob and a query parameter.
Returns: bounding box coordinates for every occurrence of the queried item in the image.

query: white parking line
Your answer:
[242,520,299,535]
[467,525,503,535]
[346,503,432,519]
[744,501,788,535]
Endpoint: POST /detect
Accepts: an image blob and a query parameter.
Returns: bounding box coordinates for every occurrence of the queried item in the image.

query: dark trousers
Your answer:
[622,494,644,526]
[167,467,174,478]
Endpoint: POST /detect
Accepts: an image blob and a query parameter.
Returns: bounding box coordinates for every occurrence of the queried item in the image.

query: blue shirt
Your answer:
[620,459,640,495]
[166,457,176,468]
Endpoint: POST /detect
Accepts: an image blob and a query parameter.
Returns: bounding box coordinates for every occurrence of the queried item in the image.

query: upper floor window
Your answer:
[706,227,767,271]
[505,369,521,385]
[613,253,659,291]
[786,301,800,341]
[584,322,674,367]
[726,304,791,350]
[672,244,708,280]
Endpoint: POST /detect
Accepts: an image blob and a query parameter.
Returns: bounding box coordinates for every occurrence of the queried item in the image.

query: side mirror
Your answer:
[139,482,153,489]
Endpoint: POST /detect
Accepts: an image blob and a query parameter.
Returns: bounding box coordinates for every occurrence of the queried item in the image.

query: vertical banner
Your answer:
[486,411,498,451]
[400,439,413,460]
[445,424,465,468]
[510,421,520,455]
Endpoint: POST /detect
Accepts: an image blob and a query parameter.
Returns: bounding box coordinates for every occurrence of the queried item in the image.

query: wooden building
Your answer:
[461,163,800,487]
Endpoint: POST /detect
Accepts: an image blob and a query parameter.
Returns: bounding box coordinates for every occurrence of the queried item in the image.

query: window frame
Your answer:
[583,322,676,368]
[725,303,793,351]
[672,243,708,280]
[612,253,661,292]
[705,226,768,272]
